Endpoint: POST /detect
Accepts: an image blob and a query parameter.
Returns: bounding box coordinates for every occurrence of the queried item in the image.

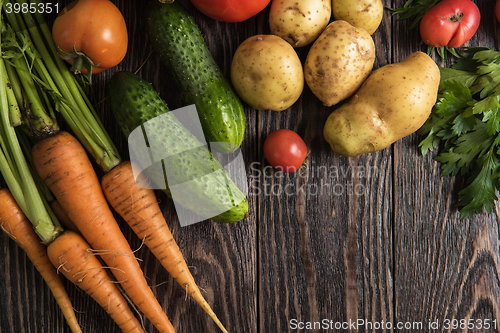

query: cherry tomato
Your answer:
[52,0,128,75]
[189,0,271,23]
[419,0,480,48]
[264,129,308,173]
[496,0,500,24]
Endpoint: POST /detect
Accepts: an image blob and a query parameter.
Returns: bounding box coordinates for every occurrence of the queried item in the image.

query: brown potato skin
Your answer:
[332,0,384,35]
[323,52,440,156]
[231,35,304,111]
[269,0,331,48]
[304,20,375,107]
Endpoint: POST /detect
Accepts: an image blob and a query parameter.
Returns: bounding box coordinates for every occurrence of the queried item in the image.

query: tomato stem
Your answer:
[58,43,101,82]
[444,12,464,23]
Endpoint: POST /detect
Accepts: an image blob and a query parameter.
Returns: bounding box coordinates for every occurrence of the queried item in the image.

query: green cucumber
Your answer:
[109,71,249,224]
[145,0,246,154]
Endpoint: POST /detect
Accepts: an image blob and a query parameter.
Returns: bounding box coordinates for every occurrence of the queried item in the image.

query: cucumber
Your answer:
[109,71,249,224]
[145,0,246,153]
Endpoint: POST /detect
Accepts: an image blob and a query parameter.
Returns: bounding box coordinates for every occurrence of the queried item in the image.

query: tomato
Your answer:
[496,0,500,24]
[263,129,308,173]
[419,0,480,48]
[52,0,128,75]
[189,0,271,23]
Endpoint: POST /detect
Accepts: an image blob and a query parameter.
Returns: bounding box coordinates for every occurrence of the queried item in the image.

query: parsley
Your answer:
[388,0,464,62]
[389,0,441,29]
[418,48,500,218]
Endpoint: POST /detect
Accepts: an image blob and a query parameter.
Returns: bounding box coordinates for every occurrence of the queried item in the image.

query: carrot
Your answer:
[32,131,176,333]
[0,188,82,333]
[1,4,163,332]
[47,230,145,333]
[102,161,229,333]
[50,200,80,234]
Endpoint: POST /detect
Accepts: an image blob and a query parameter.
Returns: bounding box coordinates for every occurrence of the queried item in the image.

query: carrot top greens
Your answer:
[0,0,123,242]
[418,47,500,218]
[2,0,121,172]
[0,2,63,244]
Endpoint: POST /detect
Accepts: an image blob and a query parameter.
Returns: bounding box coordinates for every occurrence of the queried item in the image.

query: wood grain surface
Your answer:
[1,0,500,332]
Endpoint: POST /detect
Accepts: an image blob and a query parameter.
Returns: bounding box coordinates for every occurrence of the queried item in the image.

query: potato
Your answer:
[332,0,383,35]
[230,34,304,111]
[323,51,440,156]
[269,0,331,48]
[304,20,375,107]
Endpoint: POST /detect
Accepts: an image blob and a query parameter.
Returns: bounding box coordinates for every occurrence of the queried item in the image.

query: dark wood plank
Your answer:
[250,3,395,332]
[393,0,500,331]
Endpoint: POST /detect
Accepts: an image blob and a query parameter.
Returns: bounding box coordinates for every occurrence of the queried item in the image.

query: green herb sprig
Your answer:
[389,0,441,29]
[418,47,500,218]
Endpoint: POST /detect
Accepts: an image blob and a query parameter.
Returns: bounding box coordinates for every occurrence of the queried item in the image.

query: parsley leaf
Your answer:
[439,68,478,90]
[435,121,494,176]
[458,148,500,218]
[451,47,491,72]
[418,47,500,218]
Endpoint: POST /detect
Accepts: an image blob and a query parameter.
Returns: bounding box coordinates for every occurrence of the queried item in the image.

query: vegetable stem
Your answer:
[4,0,121,172]
[4,73,22,126]
[0,36,62,245]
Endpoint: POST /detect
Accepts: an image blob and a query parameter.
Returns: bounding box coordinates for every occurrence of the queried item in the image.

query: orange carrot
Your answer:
[0,188,82,333]
[50,200,80,234]
[47,230,145,333]
[102,161,229,333]
[32,131,176,333]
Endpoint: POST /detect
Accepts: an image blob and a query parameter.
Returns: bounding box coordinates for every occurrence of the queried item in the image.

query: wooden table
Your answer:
[1,0,500,332]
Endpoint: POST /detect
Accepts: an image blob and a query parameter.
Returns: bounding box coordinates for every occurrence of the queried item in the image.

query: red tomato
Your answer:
[419,0,480,48]
[189,0,271,23]
[496,0,500,24]
[264,129,308,173]
[52,0,128,75]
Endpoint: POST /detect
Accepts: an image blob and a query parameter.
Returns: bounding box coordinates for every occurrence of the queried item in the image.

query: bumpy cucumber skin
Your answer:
[109,71,249,223]
[145,0,246,153]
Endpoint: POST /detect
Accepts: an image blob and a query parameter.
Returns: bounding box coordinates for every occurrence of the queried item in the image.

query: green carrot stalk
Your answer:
[4,0,122,172]
[4,74,22,126]
[0,48,83,332]
[0,26,62,246]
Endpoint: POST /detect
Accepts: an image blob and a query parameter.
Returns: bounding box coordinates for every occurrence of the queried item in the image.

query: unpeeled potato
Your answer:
[323,51,440,156]
[230,34,304,111]
[332,0,384,35]
[269,0,331,48]
[304,20,375,107]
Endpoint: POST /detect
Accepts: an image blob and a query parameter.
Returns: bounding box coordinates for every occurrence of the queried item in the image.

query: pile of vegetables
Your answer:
[0,1,147,331]
[229,0,385,115]
[389,0,500,217]
[228,0,439,159]
[1,0,500,331]
[1,0,234,332]
[225,0,498,217]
